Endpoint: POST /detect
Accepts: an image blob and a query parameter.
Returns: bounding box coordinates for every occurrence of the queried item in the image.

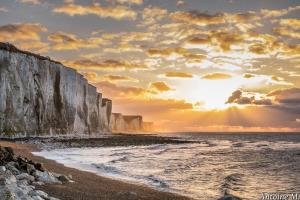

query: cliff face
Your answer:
[0,43,112,136]
[110,113,144,132]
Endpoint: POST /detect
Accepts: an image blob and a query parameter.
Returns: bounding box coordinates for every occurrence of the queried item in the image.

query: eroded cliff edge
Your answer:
[0,42,112,137]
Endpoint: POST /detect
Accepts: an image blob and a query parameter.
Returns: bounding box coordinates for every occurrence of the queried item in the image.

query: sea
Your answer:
[33,133,300,200]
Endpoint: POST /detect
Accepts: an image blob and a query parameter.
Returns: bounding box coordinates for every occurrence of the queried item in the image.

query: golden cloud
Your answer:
[0,23,47,42]
[64,59,147,71]
[48,32,108,50]
[202,73,232,80]
[165,71,193,78]
[116,0,143,5]
[81,72,136,83]
[53,2,137,20]
[95,81,147,99]
[273,27,300,39]
[104,75,136,82]
[150,82,172,92]
[261,6,300,18]
[120,32,154,43]
[226,11,260,23]
[80,72,102,83]
[142,6,168,25]
[16,40,49,53]
[278,18,300,30]
[147,47,206,61]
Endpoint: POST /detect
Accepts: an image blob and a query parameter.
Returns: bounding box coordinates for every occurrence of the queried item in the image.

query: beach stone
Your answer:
[0,172,17,185]
[0,186,16,200]
[28,160,45,172]
[34,162,45,172]
[57,175,69,182]
[32,181,44,186]
[0,147,15,165]
[30,190,49,199]
[33,171,61,184]
[0,166,6,172]
[16,173,35,182]
[5,162,20,175]
[31,196,44,200]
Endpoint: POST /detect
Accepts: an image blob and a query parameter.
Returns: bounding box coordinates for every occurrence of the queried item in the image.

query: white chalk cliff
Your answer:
[0,43,112,136]
[110,113,143,132]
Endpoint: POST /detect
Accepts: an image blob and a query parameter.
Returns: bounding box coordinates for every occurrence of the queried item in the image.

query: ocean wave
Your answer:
[109,156,129,163]
[146,175,169,188]
[92,163,120,174]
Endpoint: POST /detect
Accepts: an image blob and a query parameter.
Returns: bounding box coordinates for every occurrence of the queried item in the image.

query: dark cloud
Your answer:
[268,88,300,105]
[226,90,272,105]
[170,11,226,26]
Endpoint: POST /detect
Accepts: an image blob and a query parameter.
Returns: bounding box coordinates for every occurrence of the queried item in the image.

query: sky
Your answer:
[0,0,300,132]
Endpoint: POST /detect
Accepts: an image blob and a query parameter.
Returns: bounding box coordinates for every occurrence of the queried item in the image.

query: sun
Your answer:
[162,75,254,110]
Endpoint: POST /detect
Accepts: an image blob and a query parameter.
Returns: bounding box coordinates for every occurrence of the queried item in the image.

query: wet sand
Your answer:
[0,139,192,200]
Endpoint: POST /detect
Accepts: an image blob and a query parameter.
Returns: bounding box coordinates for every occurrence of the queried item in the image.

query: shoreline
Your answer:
[0,138,193,200]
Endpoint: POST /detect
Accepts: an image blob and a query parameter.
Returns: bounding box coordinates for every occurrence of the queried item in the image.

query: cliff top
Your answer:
[0,42,62,65]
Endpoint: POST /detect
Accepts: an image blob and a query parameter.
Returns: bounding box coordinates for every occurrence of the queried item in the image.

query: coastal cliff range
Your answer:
[0,42,152,137]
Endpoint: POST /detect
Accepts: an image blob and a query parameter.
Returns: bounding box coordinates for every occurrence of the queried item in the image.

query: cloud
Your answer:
[260,6,300,18]
[185,30,244,51]
[278,18,300,30]
[64,59,147,71]
[273,27,300,39]
[185,36,212,46]
[226,11,260,23]
[120,32,154,43]
[176,0,185,6]
[16,40,49,53]
[53,2,137,20]
[202,73,232,80]
[248,43,269,55]
[104,43,143,53]
[147,47,205,61]
[0,23,47,42]
[243,73,255,78]
[103,75,137,82]
[170,11,226,26]
[81,72,136,83]
[115,0,143,5]
[95,81,147,98]
[150,82,172,92]
[142,6,168,25]
[0,6,8,12]
[165,71,193,78]
[267,88,300,105]
[17,0,41,5]
[226,90,272,105]
[48,32,107,50]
